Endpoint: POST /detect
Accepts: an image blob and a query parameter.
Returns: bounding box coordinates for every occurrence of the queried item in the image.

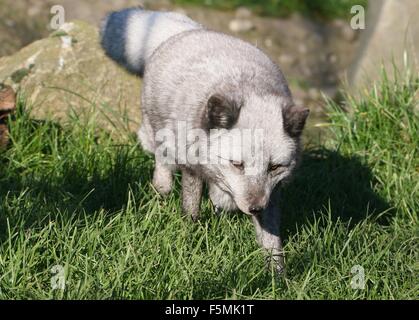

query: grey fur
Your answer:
[101,8,202,75]
[101,8,309,273]
[181,169,203,222]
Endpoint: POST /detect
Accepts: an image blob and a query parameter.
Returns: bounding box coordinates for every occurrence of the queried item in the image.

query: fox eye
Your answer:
[268,164,283,172]
[230,160,244,170]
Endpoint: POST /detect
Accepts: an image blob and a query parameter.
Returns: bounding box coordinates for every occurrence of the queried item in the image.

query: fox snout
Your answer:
[247,193,269,215]
[249,205,265,215]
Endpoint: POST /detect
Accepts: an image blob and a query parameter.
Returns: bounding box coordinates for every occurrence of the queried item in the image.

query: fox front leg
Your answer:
[251,195,285,274]
[152,161,174,196]
[181,169,203,221]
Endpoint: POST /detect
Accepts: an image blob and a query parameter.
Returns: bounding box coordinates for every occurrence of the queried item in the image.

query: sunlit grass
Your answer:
[0,70,417,299]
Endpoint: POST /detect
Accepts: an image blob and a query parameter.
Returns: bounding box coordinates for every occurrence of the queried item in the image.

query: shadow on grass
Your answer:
[280,148,391,238]
[0,117,154,242]
[0,117,391,246]
[190,148,392,297]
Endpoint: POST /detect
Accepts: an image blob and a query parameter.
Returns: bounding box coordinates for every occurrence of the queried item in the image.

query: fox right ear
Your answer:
[282,105,310,137]
[205,94,241,129]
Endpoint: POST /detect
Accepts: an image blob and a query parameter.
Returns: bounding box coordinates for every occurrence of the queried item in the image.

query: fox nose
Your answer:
[249,205,264,215]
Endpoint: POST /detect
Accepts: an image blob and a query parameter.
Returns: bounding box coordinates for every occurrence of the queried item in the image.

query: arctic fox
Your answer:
[101,8,309,272]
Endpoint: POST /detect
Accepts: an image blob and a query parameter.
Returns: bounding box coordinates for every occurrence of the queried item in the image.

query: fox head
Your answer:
[200,92,309,215]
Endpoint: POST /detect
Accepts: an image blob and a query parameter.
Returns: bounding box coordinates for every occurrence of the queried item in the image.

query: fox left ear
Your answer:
[282,105,310,137]
[205,94,241,129]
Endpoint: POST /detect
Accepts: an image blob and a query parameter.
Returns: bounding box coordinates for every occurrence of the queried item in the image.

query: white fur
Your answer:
[125,11,202,73]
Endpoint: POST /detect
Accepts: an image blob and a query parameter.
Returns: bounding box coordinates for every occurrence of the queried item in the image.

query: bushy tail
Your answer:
[100,8,202,76]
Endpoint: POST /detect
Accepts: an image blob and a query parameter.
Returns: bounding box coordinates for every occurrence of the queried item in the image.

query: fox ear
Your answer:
[282,105,310,137]
[205,94,241,129]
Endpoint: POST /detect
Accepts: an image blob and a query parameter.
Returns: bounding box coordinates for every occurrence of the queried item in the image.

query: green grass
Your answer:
[172,0,368,20]
[0,70,417,299]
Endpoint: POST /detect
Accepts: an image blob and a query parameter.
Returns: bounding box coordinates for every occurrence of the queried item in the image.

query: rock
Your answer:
[235,7,252,19]
[174,8,188,16]
[229,19,255,33]
[326,74,338,85]
[301,65,312,77]
[327,53,338,64]
[350,0,419,90]
[0,85,16,149]
[341,24,357,42]
[293,97,304,108]
[0,122,9,149]
[278,54,297,66]
[332,19,357,42]
[0,21,141,134]
[307,88,321,101]
[264,38,273,48]
[297,43,308,55]
[0,84,16,113]
[287,13,311,41]
[27,3,43,17]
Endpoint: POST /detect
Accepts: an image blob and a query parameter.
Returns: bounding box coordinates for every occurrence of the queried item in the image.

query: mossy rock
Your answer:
[0,21,142,135]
